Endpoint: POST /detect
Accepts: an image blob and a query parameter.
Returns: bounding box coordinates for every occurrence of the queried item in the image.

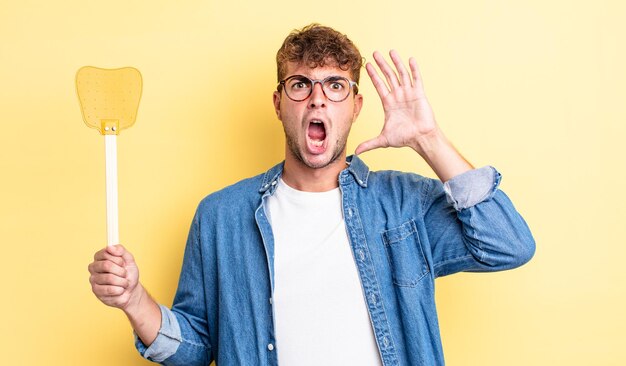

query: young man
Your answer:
[88,24,535,365]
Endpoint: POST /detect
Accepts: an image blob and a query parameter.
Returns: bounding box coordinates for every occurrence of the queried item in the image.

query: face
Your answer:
[273,62,363,170]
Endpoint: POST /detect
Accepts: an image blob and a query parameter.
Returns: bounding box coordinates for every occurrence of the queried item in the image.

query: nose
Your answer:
[308,81,326,109]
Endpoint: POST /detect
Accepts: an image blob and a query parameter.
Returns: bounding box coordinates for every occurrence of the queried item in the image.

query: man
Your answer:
[88,24,535,365]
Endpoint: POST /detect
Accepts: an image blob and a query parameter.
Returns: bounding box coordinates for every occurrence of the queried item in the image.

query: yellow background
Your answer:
[1,0,624,365]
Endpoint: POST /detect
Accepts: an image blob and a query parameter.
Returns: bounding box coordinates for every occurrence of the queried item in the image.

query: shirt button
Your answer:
[383,336,390,347]
[347,208,352,217]
[370,293,377,305]
[358,249,365,260]
[271,181,277,186]
[268,343,274,351]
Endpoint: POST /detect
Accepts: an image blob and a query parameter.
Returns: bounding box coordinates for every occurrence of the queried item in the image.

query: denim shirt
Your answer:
[135,155,535,366]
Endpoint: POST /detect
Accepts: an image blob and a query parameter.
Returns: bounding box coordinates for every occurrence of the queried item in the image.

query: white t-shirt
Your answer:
[266,178,382,366]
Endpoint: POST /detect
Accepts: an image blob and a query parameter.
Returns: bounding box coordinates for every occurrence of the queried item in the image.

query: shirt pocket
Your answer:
[382,220,430,287]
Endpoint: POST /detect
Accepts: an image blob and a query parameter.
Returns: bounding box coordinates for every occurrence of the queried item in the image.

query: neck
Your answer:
[281,152,348,192]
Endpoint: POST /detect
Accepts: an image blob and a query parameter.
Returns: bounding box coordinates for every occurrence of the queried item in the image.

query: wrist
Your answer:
[410,127,474,182]
[409,126,446,158]
[123,283,162,347]
[123,283,148,319]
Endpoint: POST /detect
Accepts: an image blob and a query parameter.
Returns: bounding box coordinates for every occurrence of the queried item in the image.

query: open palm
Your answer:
[355,50,438,156]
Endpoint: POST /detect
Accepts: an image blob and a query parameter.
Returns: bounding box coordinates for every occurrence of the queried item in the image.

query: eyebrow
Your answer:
[289,75,347,81]
[324,76,345,81]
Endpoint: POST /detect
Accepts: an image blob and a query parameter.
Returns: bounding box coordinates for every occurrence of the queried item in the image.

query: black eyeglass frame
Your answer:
[277,74,359,102]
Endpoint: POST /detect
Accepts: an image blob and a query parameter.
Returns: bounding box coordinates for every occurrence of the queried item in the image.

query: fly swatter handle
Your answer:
[105,135,119,246]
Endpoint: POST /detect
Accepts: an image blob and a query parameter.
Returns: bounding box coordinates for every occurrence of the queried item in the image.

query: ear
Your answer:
[352,93,363,123]
[273,91,282,120]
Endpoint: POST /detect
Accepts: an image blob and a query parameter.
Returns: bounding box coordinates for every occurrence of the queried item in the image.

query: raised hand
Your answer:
[355,50,438,157]
[356,50,473,181]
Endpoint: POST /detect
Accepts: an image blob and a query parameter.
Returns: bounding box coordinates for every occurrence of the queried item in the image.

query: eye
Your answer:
[328,82,344,90]
[325,77,348,91]
[293,82,307,89]
[287,77,311,91]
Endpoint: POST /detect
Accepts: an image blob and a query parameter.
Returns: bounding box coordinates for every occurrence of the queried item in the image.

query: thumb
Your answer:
[355,135,388,155]
[107,244,137,266]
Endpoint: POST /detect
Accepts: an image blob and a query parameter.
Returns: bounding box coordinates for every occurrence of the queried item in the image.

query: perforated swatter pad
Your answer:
[76,66,142,135]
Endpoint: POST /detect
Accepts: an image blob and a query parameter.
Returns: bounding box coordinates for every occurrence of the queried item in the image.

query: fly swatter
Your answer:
[76,66,142,246]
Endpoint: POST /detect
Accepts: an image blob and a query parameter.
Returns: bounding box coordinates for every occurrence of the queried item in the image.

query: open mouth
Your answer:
[307,120,327,152]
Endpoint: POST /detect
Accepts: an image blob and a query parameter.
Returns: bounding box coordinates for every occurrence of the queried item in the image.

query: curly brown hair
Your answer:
[276,24,363,85]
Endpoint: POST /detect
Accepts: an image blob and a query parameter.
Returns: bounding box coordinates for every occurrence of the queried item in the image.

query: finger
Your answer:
[107,244,135,265]
[389,50,411,87]
[92,283,126,297]
[99,292,131,308]
[93,249,125,268]
[373,51,400,89]
[107,244,137,267]
[88,260,127,277]
[355,135,389,155]
[366,63,390,101]
[409,57,426,97]
[90,272,130,288]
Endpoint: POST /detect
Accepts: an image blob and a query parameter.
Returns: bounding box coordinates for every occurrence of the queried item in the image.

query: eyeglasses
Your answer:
[278,75,359,102]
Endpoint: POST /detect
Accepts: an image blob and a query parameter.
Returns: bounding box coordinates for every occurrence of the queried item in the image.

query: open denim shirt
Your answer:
[135,155,535,365]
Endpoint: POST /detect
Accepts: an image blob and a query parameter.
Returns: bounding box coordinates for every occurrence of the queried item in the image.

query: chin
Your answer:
[303,156,333,169]
[286,132,346,170]
[300,148,345,170]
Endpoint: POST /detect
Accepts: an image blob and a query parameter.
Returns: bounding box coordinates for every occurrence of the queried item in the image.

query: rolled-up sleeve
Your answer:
[423,166,535,277]
[134,304,182,363]
[443,166,500,210]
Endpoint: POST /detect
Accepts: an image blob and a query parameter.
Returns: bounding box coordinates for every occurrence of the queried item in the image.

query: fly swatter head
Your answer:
[76,66,142,135]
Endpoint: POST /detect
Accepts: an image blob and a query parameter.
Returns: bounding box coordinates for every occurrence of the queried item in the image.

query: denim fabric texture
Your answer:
[135,155,535,365]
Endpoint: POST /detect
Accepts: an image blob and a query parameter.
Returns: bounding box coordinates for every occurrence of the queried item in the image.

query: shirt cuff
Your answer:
[134,304,182,363]
[443,166,501,211]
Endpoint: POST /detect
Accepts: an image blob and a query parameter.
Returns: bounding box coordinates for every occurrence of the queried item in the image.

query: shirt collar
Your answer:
[344,154,370,188]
